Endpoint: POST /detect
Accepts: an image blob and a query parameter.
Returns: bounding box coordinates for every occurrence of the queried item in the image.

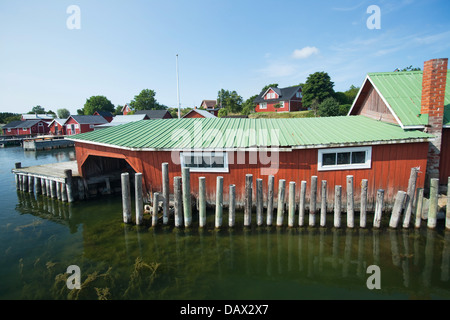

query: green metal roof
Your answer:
[67,116,432,151]
[367,71,450,127]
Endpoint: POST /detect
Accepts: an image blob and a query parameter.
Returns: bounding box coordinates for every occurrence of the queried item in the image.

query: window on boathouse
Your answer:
[180,151,229,173]
[318,146,372,171]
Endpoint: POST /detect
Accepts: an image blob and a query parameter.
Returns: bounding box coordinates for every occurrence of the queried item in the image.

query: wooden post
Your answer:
[334,185,342,228]
[373,189,385,228]
[14,163,21,190]
[215,176,223,229]
[360,179,368,228]
[320,180,327,227]
[389,190,406,228]
[428,178,439,229]
[135,173,144,225]
[28,175,34,193]
[182,167,192,228]
[121,172,132,224]
[244,174,252,227]
[229,184,236,227]
[276,179,286,227]
[64,169,74,203]
[50,180,57,199]
[46,179,51,197]
[23,175,28,193]
[288,181,296,227]
[403,167,419,228]
[414,188,424,229]
[266,175,274,226]
[18,174,23,191]
[309,176,317,227]
[41,178,46,196]
[174,176,183,228]
[61,183,68,202]
[299,180,307,227]
[162,162,169,225]
[256,179,263,226]
[152,192,159,227]
[346,175,354,228]
[447,177,450,230]
[35,177,41,195]
[56,181,61,200]
[199,177,206,228]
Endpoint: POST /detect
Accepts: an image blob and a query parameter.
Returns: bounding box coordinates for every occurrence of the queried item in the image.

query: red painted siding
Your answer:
[184,111,205,119]
[49,123,66,135]
[75,141,428,207]
[255,101,290,113]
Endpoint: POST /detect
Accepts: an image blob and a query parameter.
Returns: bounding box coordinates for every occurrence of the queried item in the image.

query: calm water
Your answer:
[0,146,449,300]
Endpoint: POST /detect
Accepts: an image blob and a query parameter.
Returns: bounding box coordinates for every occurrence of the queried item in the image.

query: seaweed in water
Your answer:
[123,257,161,298]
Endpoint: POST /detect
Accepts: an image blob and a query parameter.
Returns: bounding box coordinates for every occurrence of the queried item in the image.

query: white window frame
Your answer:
[318,146,372,171]
[75,124,80,129]
[7,128,11,132]
[280,101,285,108]
[296,91,302,98]
[89,124,94,129]
[180,151,229,173]
[260,102,267,109]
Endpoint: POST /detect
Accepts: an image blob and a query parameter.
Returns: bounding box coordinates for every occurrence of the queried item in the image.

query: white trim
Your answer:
[260,102,267,109]
[347,75,369,116]
[180,151,229,173]
[318,146,372,171]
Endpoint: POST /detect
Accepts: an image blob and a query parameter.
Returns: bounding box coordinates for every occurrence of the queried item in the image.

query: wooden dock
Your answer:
[22,136,74,151]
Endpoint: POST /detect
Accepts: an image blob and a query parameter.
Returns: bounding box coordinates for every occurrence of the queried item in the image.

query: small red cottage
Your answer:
[48,119,67,136]
[93,111,114,123]
[14,120,49,136]
[65,115,108,135]
[121,104,132,115]
[199,100,219,116]
[2,121,24,136]
[182,108,217,119]
[254,85,303,113]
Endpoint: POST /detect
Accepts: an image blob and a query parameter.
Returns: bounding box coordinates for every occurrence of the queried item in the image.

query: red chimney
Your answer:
[421,58,448,182]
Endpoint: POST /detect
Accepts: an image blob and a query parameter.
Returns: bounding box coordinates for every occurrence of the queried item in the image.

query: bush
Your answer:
[218,108,228,118]
[318,97,340,117]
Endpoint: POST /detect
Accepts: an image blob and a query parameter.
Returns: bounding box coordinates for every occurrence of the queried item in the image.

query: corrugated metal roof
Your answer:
[368,71,450,127]
[67,116,432,151]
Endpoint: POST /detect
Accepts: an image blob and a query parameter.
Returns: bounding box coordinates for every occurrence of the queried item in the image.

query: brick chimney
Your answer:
[421,58,448,182]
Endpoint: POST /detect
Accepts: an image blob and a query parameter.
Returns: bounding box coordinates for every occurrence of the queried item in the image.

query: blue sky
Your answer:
[1,0,449,114]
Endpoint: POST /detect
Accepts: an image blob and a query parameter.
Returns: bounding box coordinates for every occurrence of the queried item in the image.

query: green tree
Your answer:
[57,108,70,119]
[114,105,123,116]
[302,72,335,109]
[218,108,228,118]
[82,96,115,115]
[28,105,46,114]
[217,89,243,114]
[129,89,165,111]
[241,94,258,116]
[260,83,278,94]
[318,97,340,117]
[310,99,319,117]
[399,65,421,72]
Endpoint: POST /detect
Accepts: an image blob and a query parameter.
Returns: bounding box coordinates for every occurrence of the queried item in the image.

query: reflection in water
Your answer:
[10,192,450,299]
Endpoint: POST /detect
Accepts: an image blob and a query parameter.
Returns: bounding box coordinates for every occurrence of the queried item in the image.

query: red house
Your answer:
[13,120,49,136]
[65,115,108,135]
[121,104,132,115]
[48,119,67,136]
[2,121,24,136]
[200,100,219,116]
[254,85,303,113]
[182,108,217,119]
[348,58,449,184]
[93,111,114,123]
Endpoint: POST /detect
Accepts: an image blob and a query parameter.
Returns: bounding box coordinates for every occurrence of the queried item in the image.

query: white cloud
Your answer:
[292,46,320,59]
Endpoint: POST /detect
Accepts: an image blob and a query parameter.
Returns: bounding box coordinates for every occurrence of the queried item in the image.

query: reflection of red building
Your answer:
[65,115,108,135]
[254,85,303,113]
[48,119,67,136]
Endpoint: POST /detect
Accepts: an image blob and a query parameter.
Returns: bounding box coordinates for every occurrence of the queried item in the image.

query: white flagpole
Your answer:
[176,54,181,119]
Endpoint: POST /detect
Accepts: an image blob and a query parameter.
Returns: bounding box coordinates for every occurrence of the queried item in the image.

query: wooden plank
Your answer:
[346,175,354,228]
[277,179,286,227]
[266,175,274,226]
[288,181,296,227]
[389,190,406,228]
[428,178,439,229]
[309,176,317,227]
[334,185,342,228]
[121,173,132,224]
[320,180,327,227]
[402,167,419,228]
[299,180,307,227]
[374,189,385,228]
[360,179,368,228]
[215,176,223,229]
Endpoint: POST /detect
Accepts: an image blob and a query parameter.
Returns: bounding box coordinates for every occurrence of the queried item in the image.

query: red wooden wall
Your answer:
[75,141,428,208]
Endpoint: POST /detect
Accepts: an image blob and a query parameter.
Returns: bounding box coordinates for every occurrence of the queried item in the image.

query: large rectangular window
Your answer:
[318,146,372,171]
[180,151,229,173]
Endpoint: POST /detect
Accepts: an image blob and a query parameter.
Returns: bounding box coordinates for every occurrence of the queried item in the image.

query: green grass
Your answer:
[248,110,315,119]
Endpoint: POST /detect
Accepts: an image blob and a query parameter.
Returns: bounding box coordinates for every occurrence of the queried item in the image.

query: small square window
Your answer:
[318,147,372,171]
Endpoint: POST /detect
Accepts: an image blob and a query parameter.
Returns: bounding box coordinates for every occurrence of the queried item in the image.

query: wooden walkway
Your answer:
[12,161,79,182]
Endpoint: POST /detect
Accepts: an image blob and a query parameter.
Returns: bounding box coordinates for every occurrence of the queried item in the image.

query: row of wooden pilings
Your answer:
[122,164,450,230]
[14,162,76,203]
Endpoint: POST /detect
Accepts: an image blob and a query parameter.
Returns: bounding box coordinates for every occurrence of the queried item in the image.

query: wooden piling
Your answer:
[35,177,41,195]
[414,188,424,229]
[428,178,439,229]
[14,163,21,190]
[56,181,61,200]
[389,190,407,228]
[299,181,307,227]
[215,176,223,229]
[162,162,169,225]
[360,179,368,228]
[135,173,144,225]
[276,179,286,227]
[244,174,253,227]
[152,192,159,227]
[334,185,342,228]
[309,176,318,227]
[23,175,28,193]
[373,189,385,228]
[61,183,68,202]
[346,176,354,228]
[256,178,263,226]
[446,177,450,230]
[28,174,34,193]
[229,184,236,227]
[266,175,274,226]
[403,167,419,229]
[182,167,192,228]
[174,176,183,228]
[50,180,57,199]
[288,181,296,227]
[46,179,51,196]
[64,169,74,203]
[320,180,327,227]
[41,178,46,196]
[121,172,132,224]
[199,177,206,228]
